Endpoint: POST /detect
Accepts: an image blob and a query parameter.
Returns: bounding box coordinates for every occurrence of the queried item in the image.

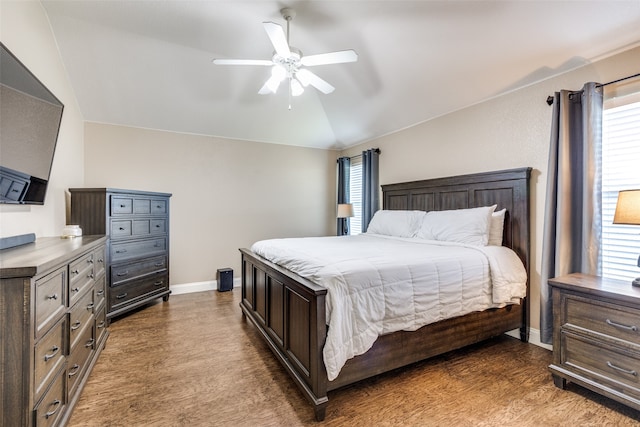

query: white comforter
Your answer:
[251,234,527,381]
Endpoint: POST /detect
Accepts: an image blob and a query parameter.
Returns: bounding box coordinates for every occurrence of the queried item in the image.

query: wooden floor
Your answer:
[69,289,640,426]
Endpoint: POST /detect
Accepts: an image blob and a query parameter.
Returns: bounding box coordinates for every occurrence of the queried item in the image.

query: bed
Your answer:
[239,167,531,421]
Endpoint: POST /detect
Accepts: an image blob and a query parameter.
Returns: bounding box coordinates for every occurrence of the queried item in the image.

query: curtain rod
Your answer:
[546,72,640,105]
[338,148,381,161]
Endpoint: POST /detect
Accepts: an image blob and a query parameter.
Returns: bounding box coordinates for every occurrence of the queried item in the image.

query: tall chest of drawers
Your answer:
[0,236,108,427]
[69,188,172,320]
[549,273,640,411]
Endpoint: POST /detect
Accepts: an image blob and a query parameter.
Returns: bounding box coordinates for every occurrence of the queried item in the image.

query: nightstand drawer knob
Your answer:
[605,318,638,332]
[606,361,637,377]
[45,399,61,419]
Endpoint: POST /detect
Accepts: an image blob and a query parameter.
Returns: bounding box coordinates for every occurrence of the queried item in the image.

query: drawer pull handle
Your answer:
[86,303,95,311]
[71,287,80,293]
[46,293,58,301]
[89,259,94,264]
[88,273,94,279]
[119,227,125,231]
[605,319,638,332]
[44,345,60,361]
[155,224,161,228]
[154,281,164,286]
[116,249,127,254]
[44,399,61,419]
[154,243,161,247]
[606,361,637,377]
[120,204,126,208]
[98,321,106,329]
[72,269,79,275]
[97,289,105,296]
[117,271,129,277]
[98,258,104,263]
[85,338,95,348]
[154,262,163,267]
[68,364,81,377]
[116,293,128,299]
[71,321,81,331]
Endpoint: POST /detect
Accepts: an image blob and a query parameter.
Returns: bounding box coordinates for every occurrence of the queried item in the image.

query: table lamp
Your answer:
[613,189,640,287]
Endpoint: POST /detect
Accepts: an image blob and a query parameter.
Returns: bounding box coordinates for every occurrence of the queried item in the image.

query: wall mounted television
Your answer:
[0,42,64,204]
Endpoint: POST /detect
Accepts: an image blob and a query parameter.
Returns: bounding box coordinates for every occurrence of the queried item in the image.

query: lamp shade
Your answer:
[613,190,640,225]
[337,203,354,218]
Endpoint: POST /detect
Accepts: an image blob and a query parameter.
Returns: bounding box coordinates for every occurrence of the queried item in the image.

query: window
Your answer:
[601,90,640,281]
[349,156,363,235]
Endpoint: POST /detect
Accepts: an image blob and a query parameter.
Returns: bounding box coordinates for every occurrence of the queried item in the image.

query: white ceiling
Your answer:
[41,1,640,150]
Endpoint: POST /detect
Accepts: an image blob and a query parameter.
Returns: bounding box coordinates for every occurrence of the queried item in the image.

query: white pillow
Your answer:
[417,205,496,246]
[366,210,426,238]
[488,208,506,246]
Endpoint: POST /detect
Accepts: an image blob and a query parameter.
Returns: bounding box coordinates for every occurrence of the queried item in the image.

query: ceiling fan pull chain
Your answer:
[288,76,292,110]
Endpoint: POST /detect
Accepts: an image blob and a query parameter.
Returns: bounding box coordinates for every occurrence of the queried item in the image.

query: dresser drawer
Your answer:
[69,290,95,351]
[151,199,167,215]
[111,219,132,237]
[565,295,640,346]
[93,245,106,278]
[94,274,106,309]
[562,331,640,399]
[111,255,167,286]
[109,272,169,312]
[67,321,95,398]
[34,367,66,427]
[35,267,66,339]
[34,318,66,403]
[111,196,133,214]
[95,304,108,345]
[69,252,95,307]
[111,237,166,262]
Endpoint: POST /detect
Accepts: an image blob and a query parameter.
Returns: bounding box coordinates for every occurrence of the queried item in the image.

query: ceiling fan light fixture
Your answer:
[291,78,304,96]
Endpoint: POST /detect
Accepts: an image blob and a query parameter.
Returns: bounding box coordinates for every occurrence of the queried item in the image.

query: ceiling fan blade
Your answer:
[300,50,358,67]
[212,59,273,66]
[263,22,291,58]
[296,69,334,94]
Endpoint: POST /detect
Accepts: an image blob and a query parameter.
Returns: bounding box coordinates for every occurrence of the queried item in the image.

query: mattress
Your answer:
[251,233,527,381]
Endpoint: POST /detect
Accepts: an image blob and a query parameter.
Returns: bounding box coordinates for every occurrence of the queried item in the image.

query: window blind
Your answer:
[349,156,363,235]
[601,98,640,281]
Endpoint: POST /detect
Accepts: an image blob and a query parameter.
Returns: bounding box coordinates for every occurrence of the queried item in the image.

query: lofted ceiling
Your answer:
[41,0,640,150]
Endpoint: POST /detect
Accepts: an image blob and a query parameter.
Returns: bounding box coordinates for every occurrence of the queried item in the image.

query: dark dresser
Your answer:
[0,235,108,426]
[69,188,172,320]
[549,273,640,411]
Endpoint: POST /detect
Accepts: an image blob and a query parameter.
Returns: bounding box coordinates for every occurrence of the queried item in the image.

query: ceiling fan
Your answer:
[213,8,358,102]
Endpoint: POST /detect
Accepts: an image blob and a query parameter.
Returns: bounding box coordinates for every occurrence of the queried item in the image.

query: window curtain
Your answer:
[337,157,351,235]
[540,82,603,344]
[361,148,380,232]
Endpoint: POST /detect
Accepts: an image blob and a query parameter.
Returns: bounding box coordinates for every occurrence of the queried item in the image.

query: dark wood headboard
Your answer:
[381,167,532,275]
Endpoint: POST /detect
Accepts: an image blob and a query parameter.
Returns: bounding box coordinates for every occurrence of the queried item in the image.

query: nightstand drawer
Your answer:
[563,331,640,399]
[565,295,640,345]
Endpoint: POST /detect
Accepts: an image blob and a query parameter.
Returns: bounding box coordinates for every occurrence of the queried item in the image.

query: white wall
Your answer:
[83,123,337,287]
[341,45,640,335]
[0,1,85,238]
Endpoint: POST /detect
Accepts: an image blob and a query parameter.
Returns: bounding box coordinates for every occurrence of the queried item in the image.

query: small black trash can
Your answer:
[217,268,233,292]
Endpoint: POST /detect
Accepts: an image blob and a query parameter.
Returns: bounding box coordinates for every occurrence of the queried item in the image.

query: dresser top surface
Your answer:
[0,235,107,279]
[68,188,172,197]
[549,273,640,303]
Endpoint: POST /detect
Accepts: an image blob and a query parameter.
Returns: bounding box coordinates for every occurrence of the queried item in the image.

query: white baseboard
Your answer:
[170,278,241,295]
[169,280,553,352]
[505,327,552,351]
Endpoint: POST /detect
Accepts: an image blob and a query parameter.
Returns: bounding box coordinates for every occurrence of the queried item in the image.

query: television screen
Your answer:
[0,42,64,204]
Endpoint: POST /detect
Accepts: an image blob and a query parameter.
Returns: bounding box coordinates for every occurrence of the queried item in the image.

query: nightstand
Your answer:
[549,273,640,410]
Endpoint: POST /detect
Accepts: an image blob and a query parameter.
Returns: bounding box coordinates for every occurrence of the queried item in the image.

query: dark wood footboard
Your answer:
[240,167,531,421]
[240,248,330,420]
